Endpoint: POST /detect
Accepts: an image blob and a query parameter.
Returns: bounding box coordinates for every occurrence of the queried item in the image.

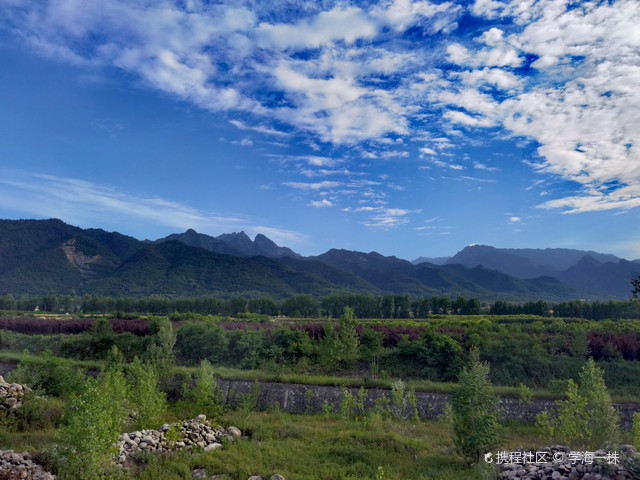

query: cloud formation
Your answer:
[1,0,638,214]
[0,172,305,245]
[440,0,640,212]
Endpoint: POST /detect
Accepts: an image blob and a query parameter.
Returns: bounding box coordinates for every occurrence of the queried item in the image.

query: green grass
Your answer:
[110,411,536,480]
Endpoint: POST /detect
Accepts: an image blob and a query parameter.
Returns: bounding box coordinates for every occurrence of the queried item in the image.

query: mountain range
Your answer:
[0,218,638,301]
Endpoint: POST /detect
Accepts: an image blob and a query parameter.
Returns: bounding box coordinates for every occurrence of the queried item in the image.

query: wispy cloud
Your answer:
[460,175,496,183]
[308,199,334,208]
[0,172,305,244]
[283,181,341,191]
[229,119,289,137]
[473,161,499,172]
[343,205,421,228]
[2,0,639,214]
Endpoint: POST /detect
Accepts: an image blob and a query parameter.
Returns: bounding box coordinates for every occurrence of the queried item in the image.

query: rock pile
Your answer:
[0,450,56,480]
[497,445,639,480]
[0,376,31,413]
[116,415,241,462]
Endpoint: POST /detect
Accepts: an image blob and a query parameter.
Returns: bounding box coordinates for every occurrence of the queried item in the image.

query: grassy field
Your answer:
[0,407,550,480]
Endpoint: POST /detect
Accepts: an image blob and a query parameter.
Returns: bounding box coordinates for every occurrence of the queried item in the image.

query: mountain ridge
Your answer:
[0,219,637,300]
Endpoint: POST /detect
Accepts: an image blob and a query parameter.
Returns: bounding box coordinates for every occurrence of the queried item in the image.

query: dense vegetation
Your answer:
[0,304,639,479]
[2,303,640,397]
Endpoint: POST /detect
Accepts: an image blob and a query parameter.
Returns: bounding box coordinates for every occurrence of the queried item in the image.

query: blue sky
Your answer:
[0,0,638,260]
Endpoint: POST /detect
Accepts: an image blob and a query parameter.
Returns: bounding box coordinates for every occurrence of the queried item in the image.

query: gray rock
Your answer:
[192,468,208,479]
[620,445,637,455]
[227,426,242,437]
[204,443,223,452]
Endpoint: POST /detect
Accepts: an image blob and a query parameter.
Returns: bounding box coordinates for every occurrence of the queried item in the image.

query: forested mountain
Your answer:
[0,219,636,300]
[411,244,640,298]
[155,229,300,258]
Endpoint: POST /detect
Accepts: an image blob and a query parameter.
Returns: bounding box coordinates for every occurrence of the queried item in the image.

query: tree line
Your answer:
[1,292,639,320]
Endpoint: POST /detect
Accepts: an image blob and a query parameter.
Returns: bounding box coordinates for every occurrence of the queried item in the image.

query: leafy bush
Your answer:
[451,348,500,462]
[183,359,224,420]
[8,351,86,399]
[8,393,64,431]
[55,368,129,480]
[143,316,176,378]
[535,358,620,449]
[318,307,360,369]
[175,320,229,365]
[126,356,167,430]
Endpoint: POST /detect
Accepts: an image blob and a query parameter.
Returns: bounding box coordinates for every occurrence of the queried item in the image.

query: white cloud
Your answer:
[370,0,462,32]
[256,6,376,49]
[460,175,496,183]
[3,0,640,215]
[283,181,341,190]
[272,64,408,144]
[458,67,523,91]
[508,216,521,223]
[231,137,253,146]
[229,119,289,137]
[473,161,499,171]
[419,147,437,155]
[342,205,420,228]
[441,0,640,212]
[0,172,304,242]
[308,199,334,208]
[300,168,353,178]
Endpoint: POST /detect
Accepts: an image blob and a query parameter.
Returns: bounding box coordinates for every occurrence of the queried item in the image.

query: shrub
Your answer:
[175,321,229,365]
[183,359,224,421]
[576,358,620,447]
[9,393,64,431]
[144,316,176,378]
[535,358,620,449]
[125,356,167,430]
[55,368,129,480]
[451,348,500,462]
[7,351,85,399]
[318,307,360,369]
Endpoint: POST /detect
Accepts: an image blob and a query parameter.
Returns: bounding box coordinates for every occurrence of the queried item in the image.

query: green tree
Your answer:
[56,368,129,480]
[576,358,620,447]
[451,348,500,462]
[144,316,176,378]
[318,307,360,369]
[632,275,640,299]
[126,356,167,430]
[536,358,619,449]
[184,359,224,420]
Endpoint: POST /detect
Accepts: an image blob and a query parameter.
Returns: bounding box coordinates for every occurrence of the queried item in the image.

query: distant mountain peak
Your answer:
[575,254,602,267]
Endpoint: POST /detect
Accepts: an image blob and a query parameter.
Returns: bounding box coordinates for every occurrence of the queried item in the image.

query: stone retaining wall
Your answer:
[0,362,637,426]
[218,380,640,428]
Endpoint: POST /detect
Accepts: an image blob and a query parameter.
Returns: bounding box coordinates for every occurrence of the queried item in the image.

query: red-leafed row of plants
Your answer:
[0,317,150,336]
